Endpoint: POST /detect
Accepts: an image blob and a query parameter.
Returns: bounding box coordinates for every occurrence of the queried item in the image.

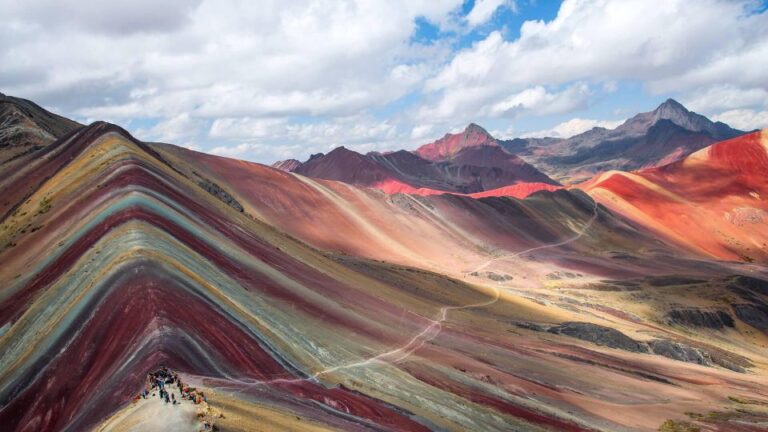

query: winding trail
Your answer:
[467,199,600,275]
[232,199,601,389]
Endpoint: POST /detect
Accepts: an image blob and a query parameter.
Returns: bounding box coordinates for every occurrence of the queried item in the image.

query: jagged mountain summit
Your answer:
[501,98,746,182]
[414,122,499,161]
[275,99,746,189]
[273,130,561,198]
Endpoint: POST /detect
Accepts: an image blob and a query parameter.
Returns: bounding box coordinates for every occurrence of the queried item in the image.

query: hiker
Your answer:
[172,393,176,404]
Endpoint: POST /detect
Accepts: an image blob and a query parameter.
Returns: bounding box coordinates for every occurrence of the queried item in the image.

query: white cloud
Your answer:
[210,143,262,157]
[489,126,516,139]
[410,124,434,139]
[682,85,768,114]
[490,83,591,117]
[205,116,401,162]
[522,117,625,139]
[209,118,286,140]
[711,109,768,131]
[423,0,768,122]
[2,0,767,162]
[139,113,206,145]
[466,0,516,27]
[1,0,462,120]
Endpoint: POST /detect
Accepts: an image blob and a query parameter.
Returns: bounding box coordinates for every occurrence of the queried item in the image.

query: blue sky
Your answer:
[2,0,767,162]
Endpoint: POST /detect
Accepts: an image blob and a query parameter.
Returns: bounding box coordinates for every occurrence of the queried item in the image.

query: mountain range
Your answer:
[505,98,746,182]
[276,99,746,190]
[1,93,768,432]
[275,128,561,198]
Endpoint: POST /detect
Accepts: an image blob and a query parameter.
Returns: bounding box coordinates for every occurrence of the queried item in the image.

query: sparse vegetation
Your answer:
[37,196,52,215]
[728,395,768,405]
[658,419,700,432]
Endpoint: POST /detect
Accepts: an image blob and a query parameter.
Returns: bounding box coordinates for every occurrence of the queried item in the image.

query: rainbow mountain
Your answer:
[1,94,768,431]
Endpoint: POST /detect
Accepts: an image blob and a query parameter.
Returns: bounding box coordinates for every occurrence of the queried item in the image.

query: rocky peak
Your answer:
[271,158,302,172]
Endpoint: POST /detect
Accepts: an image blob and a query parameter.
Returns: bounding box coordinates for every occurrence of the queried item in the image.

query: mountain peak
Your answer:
[654,98,690,118]
[465,122,490,134]
[272,158,302,172]
[657,98,686,110]
[416,123,498,161]
[614,98,735,138]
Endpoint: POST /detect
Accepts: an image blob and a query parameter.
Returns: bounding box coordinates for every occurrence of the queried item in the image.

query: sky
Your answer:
[2,0,768,163]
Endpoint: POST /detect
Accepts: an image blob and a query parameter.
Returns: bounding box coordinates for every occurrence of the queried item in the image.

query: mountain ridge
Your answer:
[3,95,768,431]
[275,140,561,198]
[275,98,746,187]
[500,98,746,182]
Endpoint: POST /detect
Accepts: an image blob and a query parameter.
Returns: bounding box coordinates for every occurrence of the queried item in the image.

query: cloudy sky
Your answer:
[2,0,767,162]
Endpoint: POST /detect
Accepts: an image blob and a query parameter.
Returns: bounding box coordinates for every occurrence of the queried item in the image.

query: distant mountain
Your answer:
[271,158,302,172]
[5,92,768,432]
[414,123,498,160]
[275,99,746,194]
[274,134,560,198]
[501,99,746,183]
[0,92,81,164]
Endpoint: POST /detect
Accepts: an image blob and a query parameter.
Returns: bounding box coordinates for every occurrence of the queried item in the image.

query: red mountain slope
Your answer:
[581,130,768,262]
[288,142,559,198]
[415,123,499,161]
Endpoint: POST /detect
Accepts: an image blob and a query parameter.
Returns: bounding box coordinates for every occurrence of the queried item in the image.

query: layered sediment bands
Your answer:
[1,124,591,431]
[581,130,768,262]
[3,122,768,432]
[155,143,674,281]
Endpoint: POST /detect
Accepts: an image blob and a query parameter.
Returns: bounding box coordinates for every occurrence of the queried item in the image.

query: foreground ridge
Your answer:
[1,117,767,432]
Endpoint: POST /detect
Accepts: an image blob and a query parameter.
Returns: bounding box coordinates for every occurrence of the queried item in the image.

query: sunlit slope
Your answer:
[155,143,671,281]
[581,130,768,262]
[0,123,593,431]
[1,123,767,432]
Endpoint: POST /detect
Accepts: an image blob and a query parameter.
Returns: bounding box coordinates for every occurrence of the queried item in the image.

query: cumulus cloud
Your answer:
[466,0,516,27]
[490,83,592,117]
[140,113,206,145]
[4,0,202,35]
[682,85,768,114]
[1,0,766,162]
[2,0,461,120]
[410,124,434,139]
[711,109,768,131]
[422,0,768,122]
[522,117,625,139]
[206,115,401,161]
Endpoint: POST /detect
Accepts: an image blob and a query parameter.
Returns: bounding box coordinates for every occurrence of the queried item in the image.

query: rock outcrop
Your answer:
[665,308,734,329]
[733,304,768,331]
[648,340,711,366]
[196,178,244,213]
[547,322,649,353]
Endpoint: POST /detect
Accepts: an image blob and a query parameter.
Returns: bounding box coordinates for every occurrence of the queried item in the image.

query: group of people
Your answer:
[136,366,208,407]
